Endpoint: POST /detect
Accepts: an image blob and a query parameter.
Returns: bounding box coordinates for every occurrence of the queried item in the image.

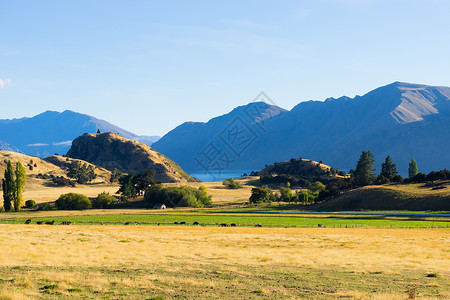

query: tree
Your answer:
[55,193,92,210]
[2,160,15,211]
[380,155,398,180]
[309,181,325,193]
[408,159,418,178]
[249,186,275,204]
[13,162,26,211]
[92,192,117,208]
[117,170,158,199]
[117,174,136,200]
[353,150,376,187]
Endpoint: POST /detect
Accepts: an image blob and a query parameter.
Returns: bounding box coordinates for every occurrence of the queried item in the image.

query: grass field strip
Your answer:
[0,212,449,228]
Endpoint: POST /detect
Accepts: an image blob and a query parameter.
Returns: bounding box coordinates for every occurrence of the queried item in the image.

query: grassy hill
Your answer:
[314,181,450,211]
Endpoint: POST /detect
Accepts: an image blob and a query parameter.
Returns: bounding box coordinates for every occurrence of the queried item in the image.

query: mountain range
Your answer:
[1,82,449,176]
[0,110,160,157]
[152,82,450,175]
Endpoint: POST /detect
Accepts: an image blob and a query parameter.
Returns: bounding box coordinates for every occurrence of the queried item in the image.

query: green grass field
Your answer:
[1,211,448,228]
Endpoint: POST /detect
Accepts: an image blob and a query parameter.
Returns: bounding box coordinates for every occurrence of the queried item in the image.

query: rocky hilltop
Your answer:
[66,132,196,183]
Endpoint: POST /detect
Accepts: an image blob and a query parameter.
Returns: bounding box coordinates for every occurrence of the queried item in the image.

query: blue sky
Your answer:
[1,0,449,136]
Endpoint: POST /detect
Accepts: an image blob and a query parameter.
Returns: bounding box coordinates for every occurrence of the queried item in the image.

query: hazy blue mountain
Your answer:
[0,110,155,157]
[152,101,286,172]
[153,82,450,175]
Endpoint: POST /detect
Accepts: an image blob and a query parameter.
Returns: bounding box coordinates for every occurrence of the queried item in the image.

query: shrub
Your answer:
[391,175,404,183]
[52,176,76,187]
[144,184,212,208]
[92,192,117,209]
[25,200,36,208]
[55,193,92,210]
[222,178,242,189]
[375,175,390,185]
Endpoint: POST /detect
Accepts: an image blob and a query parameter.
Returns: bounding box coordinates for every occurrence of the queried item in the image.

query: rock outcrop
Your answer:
[66,132,196,183]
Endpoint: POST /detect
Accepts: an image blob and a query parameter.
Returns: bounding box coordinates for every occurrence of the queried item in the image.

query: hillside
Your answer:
[0,150,113,197]
[313,181,450,211]
[0,110,158,157]
[66,132,196,183]
[0,150,67,177]
[153,82,450,175]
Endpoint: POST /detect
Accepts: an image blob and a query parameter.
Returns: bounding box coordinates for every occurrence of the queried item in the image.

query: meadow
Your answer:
[0,225,448,299]
[0,210,449,229]
[0,176,448,298]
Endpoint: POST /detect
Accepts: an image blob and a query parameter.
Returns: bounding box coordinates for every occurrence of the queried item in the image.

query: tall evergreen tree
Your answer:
[13,162,26,211]
[353,150,376,187]
[408,159,418,178]
[2,160,15,211]
[380,155,398,180]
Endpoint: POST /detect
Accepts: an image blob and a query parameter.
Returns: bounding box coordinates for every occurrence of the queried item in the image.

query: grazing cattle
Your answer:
[220,223,230,227]
[24,219,31,224]
[180,222,186,225]
[36,221,43,225]
[255,224,262,227]
[61,221,72,225]
[124,222,130,225]
[157,223,161,226]
[318,224,322,228]
[100,222,104,225]
[230,223,237,227]
[45,220,55,225]
[174,222,179,225]
[193,222,199,226]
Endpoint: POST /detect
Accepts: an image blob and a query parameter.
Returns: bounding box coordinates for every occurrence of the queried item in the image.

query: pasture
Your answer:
[0,225,448,299]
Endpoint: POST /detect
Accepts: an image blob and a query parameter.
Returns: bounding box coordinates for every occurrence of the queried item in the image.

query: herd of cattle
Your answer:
[22,219,263,227]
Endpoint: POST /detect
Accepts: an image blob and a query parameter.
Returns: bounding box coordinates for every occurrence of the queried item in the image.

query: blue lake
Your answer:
[187,169,254,182]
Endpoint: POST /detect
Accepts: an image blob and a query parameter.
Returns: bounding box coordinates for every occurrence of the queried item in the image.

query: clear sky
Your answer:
[1,0,449,136]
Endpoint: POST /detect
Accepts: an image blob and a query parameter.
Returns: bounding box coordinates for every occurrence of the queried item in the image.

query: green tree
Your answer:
[55,193,92,210]
[92,192,117,208]
[2,160,15,211]
[13,162,26,211]
[249,186,275,204]
[353,150,376,187]
[408,159,418,178]
[380,155,398,180]
[309,181,326,193]
[117,174,136,200]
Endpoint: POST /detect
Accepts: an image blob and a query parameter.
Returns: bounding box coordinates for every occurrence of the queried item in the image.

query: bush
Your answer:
[25,200,36,208]
[55,193,92,210]
[222,178,242,189]
[144,184,212,208]
[52,176,76,187]
[391,175,403,183]
[92,192,117,209]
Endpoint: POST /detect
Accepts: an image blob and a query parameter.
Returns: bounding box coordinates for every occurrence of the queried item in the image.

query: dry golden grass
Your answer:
[22,182,120,204]
[0,225,448,272]
[0,225,448,298]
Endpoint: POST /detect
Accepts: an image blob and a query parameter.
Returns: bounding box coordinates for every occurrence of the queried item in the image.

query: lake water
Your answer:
[188,169,253,182]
